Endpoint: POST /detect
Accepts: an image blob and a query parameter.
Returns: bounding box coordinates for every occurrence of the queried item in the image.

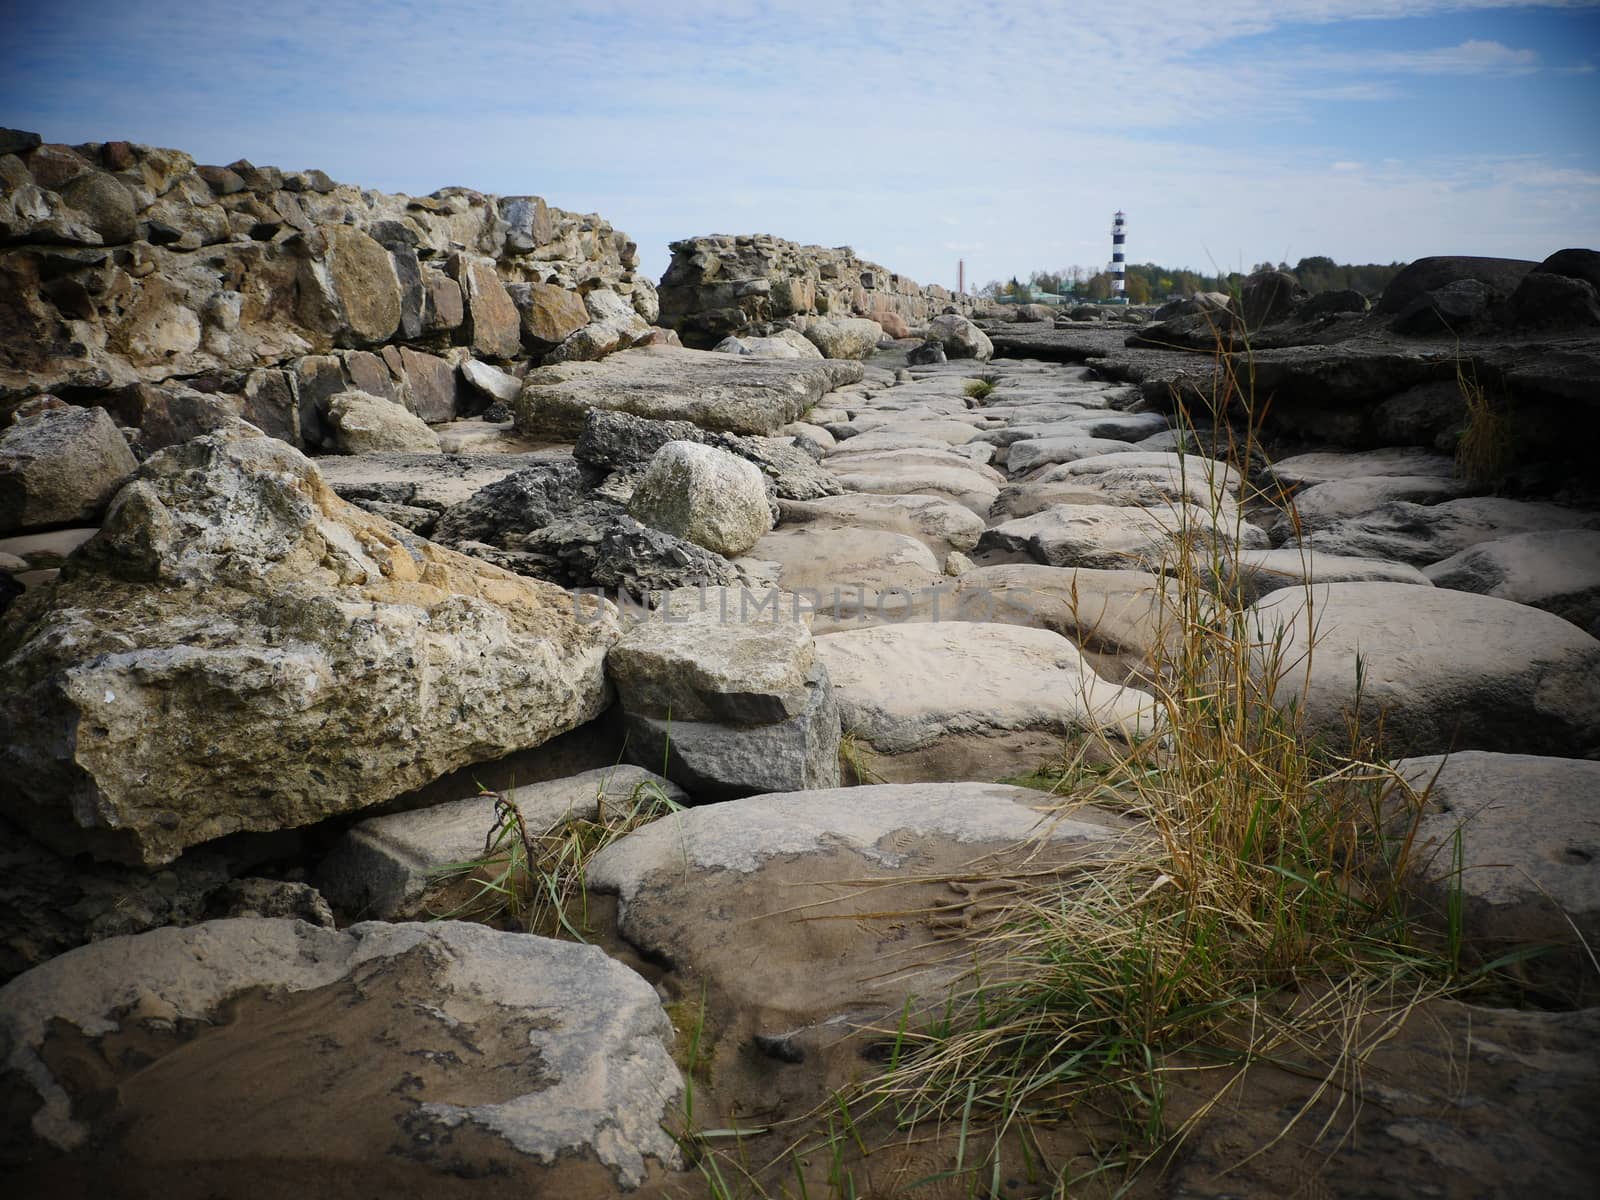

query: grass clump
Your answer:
[964,378,997,401]
[1453,356,1513,487]
[428,771,684,941]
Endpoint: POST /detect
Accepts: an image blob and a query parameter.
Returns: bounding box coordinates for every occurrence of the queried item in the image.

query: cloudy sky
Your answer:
[3,1,1596,291]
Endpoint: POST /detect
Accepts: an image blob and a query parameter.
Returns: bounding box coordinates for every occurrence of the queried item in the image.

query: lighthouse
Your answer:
[1110,210,1127,303]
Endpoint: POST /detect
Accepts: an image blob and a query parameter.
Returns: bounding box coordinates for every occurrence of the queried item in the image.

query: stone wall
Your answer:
[0,129,661,448]
[657,233,974,348]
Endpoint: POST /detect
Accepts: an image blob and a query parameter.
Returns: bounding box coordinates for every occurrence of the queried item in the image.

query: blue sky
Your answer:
[2,1,1596,291]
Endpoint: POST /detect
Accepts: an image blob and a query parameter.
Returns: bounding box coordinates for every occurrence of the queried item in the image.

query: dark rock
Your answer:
[0,568,20,616]
[55,171,138,245]
[0,129,42,156]
[1300,288,1370,319]
[431,459,598,546]
[481,399,513,423]
[1239,269,1305,327]
[195,163,246,195]
[907,339,947,365]
[1377,255,1535,315]
[519,499,743,594]
[574,408,841,501]
[1532,247,1600,292]
[389,245,426,340]
[1391,277,1492,335]
[1505,271,1600,330]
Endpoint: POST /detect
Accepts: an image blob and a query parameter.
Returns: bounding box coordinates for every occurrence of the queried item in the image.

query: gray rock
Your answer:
[317,765,685,920]
[430,458,597,547]
[1423,529,1600,632]
[777,492,983,554]
[0,919,682,1191]
[1376,255,1536,315]
[1290,496,1600,567]
[1272,473,1477,539]
[1005,436,1136,476]
[1252,582,1600,758]
[520,499,744,595]
[1267,447,1458,489]
[608,593,818,724]
[621,660,840,799]
[517,345,863,437]
[907,339,947,365]
[981,501,1266,571]
[0,406,138,534]
[712,330,823,359]
[815,622,1157,781]
[1392,751,1600,1002]
[627,441,774,557]
[586,783,1130,1037]
[1209,548,1432,604]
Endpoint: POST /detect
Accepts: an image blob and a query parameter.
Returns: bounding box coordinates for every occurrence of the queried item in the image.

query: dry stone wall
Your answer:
[0,129,660,449]
[658,233,974,348]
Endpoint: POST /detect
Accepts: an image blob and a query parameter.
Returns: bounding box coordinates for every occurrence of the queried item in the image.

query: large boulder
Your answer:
[448,253,522,358]
[0,405,138,533]
[1252,582,1600,759]
[802,317,884,360]
[0,432,619,866]
[0,919,682,1193]
[712,330,823,359]
[1289,496,1600,567]
[924,313,994,360]
[1376,256,1537,315]
[515,345,863,437]
[626,440,774,556]
[507,279,589,348]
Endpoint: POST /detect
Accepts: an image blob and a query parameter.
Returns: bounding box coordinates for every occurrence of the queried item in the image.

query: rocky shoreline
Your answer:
[2,131,1598,1198]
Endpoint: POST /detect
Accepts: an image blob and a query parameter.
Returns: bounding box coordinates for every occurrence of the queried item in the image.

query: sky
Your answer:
[2,0,1597,292]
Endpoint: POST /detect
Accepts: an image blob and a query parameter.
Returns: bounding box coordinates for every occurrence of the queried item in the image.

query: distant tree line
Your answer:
[980,256,1405,305]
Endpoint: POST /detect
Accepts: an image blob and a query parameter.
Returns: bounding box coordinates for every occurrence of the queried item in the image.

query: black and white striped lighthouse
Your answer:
[1110,210,1127,302]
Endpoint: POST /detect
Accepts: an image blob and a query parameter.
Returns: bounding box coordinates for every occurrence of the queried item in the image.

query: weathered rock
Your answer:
[1005,436,1137,476]
[430,458,594,547]
[627,441,773,557]
[519,499,744,595]
[586,783,1129,1038]
[1239,269,1305,327]
[608,591,817,724]
[1423,529,1600,632]
[1505,269,1600,329]
[317,765,686,920]
[712,330,824,359]
[0,433,619,865]
[1251,582,1600,758]
[815,622,1157,781]
[802,317,884,360]
[925,313,994,360]
[776,492,983,554]
[507,279,590,348]
[1210,548,1431,604]
[325,389,440,454]
[981,502,1266,571]
[1266,446,1457,489]
[1290,496,1600,567]
[907,339,947,365]
[315,450,561,512]
[1272,473,1477,538]
[545,312,653,364]
[620,661,840,799]
[449,253,522,359]
[395,347,458,423]
[1392,751,1600,1002]
[516,345,863,437]
[0,405,138,533]
[1376,255,1536,315]
[575,408,841,502]
[0,919,682,1192]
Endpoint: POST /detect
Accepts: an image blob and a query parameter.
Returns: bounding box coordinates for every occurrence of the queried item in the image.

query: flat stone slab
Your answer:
[1393,751,1600,1001]
[1267,446,1458,488]
[587,783,1132,1032]
[776,492,984,554]
[1005,436,1137,476]
[981,502,1267,571]
[314,450,569,510]
[1275,473,1478,536]
[316,765,685,920]
[1424,529,1600,633]
[0,919,682,1193]
[1214,548,1432,604]
[1290,496,1600,567]
[1252,582,1600,758]
[816,622,1157,780]
[516,345,864,437]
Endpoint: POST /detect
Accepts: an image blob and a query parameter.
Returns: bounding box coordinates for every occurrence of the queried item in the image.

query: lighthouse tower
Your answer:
[1110,210,1127,303]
